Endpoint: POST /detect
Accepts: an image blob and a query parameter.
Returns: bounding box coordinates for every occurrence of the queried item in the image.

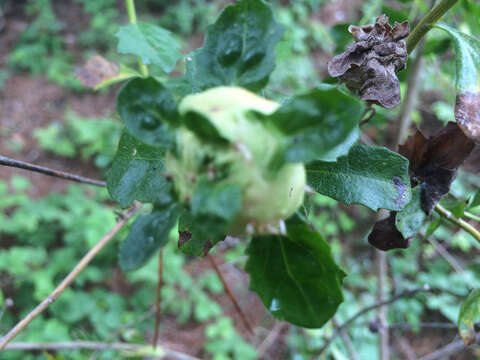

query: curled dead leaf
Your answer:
[328,15,409,108]
[399,122,475,214]
[178,230,192,248]
[76,55,119,89]
[368,213,411,251]
[455,92,480,143]
[368,122,475,252]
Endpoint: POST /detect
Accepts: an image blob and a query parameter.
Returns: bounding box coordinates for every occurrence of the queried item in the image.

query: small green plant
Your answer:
[34,110,122,167]
[1,0,480,359]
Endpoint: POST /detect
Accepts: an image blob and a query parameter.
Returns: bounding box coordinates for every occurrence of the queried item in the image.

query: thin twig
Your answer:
[0,155,106,187]
[207,254,254,336]
[376,246,389,360]
[406,0,459,54]
[360,106,376,127]
[332,318,359,360]
[4,341,200,360]
[371,35,426,360]
[314,285,431,357]
[0,204,140,350]
[464,211,480,223]
[425,236,465,276]
[257,322,287,358]
[418,334,480,360]
[125,0,149,77]
[434,204,480,245]
[395,39,425,147]
[153,248,163,348]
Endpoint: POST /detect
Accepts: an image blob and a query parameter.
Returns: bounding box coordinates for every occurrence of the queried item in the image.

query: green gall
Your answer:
[165,87,306,235]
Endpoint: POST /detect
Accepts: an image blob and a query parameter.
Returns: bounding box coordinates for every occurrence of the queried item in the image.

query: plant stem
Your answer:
[0,204,140,351]
[207,254,254,336]
[153,249,163,348]
[434,204,480,245]
[0,155,106,187]
[4,341,200,360]
[464,211,480,223]
[125,0,149,77]
[406,0,458,54]
[314,285,431,358]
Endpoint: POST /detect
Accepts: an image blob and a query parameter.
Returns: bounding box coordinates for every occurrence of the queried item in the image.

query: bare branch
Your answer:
[435,204,480,245]
[419,334,480,360]
[0,204,140,350]
[426,236,466,276]
[257,322,287,357]
[332,318,359,360]
[315,285,431,357]
[0,155,106,187]
[4,341,200,360]
[153,248,163,348]
[207,254,254,336]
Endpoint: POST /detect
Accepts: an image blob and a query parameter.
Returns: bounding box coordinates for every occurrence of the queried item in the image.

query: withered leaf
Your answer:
[455,92,480,143]
[178,230,192,248]
[399,122,475,214]
[76,55,119,89]
[368,122,475,251]
[328,15,409,108]
[368,213,411,251]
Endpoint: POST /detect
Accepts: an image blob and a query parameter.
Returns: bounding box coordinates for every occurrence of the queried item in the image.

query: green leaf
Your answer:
[120,202,180,271]
[458,288,480,345]
[178,210,226,257]
[269,86,363,163]
[440,198,466,218]
[94,64,140,91]
[117,77,178,147]
[469,190,480,209]
[434,24,480,143]
[115,22,182,73]
[178,179,243,256]
[306,145,411,211]
[425,217,441,238]
[186,0,284,92]
[395,187,427,238]
[191,178,243,221]
[434,24,480,93]
[106,131,172,208]
[246,215,345,328]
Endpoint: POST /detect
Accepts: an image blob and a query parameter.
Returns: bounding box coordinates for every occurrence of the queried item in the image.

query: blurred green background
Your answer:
[0,0,479,359]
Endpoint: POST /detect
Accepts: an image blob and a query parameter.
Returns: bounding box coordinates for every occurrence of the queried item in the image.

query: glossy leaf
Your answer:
[269,86,363,163]
[106,131,172,208]
[246,215,345,328]
[458,288,480,345]
[119,202,181,271]
[117,77,178,147]
[186,0,284,92]
[395,187,426,239]
[307,145,411,211]
[191,178,243,221]
[116,22,182,73]
[178,179,243,256]
[178,210,226,257]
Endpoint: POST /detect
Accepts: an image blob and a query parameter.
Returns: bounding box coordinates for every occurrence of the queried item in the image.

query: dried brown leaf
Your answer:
[455,92,480,143]
[399,122,475,214]
[328,15,409,108]
[76,55,119,89]
[368,213,411,251]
